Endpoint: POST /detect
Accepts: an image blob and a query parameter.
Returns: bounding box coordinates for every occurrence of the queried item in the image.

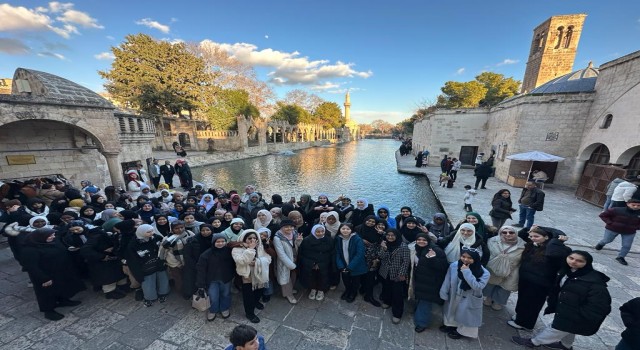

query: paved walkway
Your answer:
[0,153,632,349]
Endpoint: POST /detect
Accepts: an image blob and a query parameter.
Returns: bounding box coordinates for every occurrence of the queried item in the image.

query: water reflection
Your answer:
[191,140,440,220]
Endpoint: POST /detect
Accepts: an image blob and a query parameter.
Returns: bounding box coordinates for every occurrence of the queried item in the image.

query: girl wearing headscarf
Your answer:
[253,209,273,231]
[61,220,93,278]
[509,227,571,331]
[196,233,236,321]
[295,194,315,222]
[21,228,85,321]
[158,220,195,296]
[323,211,341,238]
[182,213,204,235]
[257,227,277,303]
[489,189,516,229]
[222,217,245,242]
[512,251,611,349]
[455,212,495,241]
[317,212,330,225]
[298,224,334,302]
[137,201,159,224]
[268,194,284,210]
[79,205,98,223]
[80,223,128,300]
[356,215,384,307]
[483,225,525,311]
[183,223,215,300]
[273,219,303,304]
[376,205,396,229]
[426,213,454,241]
[288,210,310,237]
[399,216,429,243]
[90,194,107,213]
[409,233,449,333]
[395,206,426,229]
[127,224,169,307]
[269,207,283,227]
[335,223,367,303]
[441,223,490,265]
[152,214,173,237]
[349,198,374,227]
[198,194,216,216]
[243,192,266,220]
[232,229,272,323]
[439,247,490,339]
[4,215,54,265]
[25,197,49,217]
[378,229,410,324]
[312,194,334,221]
[126,171,143,200]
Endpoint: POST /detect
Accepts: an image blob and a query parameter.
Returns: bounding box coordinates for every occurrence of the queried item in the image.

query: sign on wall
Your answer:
[6,155,36,165]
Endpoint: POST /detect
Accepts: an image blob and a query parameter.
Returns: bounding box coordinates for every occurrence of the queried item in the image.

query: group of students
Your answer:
[0,179,638,350]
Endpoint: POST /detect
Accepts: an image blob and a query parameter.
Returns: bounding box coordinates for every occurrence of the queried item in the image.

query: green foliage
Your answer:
[206,89,257,130]
[99,33,209,115]
[436,72,521,108]
[272,103,311,125]
[313,102,344,128]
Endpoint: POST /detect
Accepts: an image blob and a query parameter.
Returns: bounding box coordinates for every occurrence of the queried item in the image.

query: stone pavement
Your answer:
[0,153,631,350]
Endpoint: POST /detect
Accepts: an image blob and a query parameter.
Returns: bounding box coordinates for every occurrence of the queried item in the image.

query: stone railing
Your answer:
[196,130,239,138]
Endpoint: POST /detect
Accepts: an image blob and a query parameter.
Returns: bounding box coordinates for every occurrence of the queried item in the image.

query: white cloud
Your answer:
[0,3,102,39]
[497,58,519,66]
[0,38,30,54]
[136,18,170,33]
[350,110,406,124]
[455,67,465,75]
[327,87,363,94]
[200,40,372,87]
[94,51,114,60]
[265,35,269,39]
[37,51,66,60]
[310,81,341,91]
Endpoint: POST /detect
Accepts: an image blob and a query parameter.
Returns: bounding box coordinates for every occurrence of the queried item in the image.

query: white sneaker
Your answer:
[308,289,317,300]
[286,296,298,304]
[315,291,324,301]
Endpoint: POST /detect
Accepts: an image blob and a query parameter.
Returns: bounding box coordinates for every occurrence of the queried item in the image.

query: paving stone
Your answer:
[144,339,178,350]
[282,304,315,331]
[103,342,136,350]
[254,297,292,322]
[376,340,406,350]
[0,295,26,313]
[346,328,380,350]
[65,308,125,339]
[191,318,240,345]
[303,323,349,348]
[264,325,303,349]
[378,313,414,349]
[353,313,381,332]
[0,336,34,350]
[29,330,85,350]
[295,337,342,350]
[25,313,80,341]
[0,315,44,343]
[159,309,205,345]
[0,314,12,329]
[108,295,144,316]
[111,305,162,333]
[176,337,222,350]
[78,329,125,350]
[312,300,355,330]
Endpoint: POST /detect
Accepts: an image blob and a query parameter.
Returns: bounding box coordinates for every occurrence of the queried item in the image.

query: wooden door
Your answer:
[575,164,626,207]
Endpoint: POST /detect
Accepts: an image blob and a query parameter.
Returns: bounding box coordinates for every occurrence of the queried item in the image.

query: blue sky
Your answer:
[1,1,639,124]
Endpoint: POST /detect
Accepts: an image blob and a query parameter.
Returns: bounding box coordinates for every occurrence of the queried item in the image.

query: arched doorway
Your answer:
[576,144,622,207]
[587,144,610,165]
[178,133,191,149]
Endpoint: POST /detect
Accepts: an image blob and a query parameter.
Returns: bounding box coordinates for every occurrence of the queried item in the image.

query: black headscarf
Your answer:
[414,232,432,256]
[80,205,97,221]
[153,214,172,236]
[357,215,381,243]
[385,229,402,253]
[457,247,484,291]
[564,250,594,279]
[399,217,420,242]
[27,228,56,245]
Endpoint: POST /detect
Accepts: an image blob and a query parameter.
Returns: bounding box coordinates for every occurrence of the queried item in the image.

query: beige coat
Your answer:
[486,236,525,291]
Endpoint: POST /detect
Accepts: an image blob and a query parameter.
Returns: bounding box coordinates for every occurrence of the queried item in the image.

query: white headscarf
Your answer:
[444,223,477,263]
[355,198,368,210]
[253,209,273,230]
[324,211,341,237]
[198,194,215,212]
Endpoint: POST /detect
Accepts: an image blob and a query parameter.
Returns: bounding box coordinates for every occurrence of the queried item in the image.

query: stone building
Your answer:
[412,14,640,205]
[0,68,155,189]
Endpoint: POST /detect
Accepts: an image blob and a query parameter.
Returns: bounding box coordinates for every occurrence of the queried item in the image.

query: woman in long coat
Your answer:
[298,224,334,301]
[378,229,410,324]
[80,227,128,299]
[489,189,517,229]
[483,225,525,311]
[272,219,302,304]
[21,228,85,321]
[439,247,490,340]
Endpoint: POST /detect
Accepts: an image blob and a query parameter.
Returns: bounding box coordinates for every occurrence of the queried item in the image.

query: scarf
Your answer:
[563,250,595,279]
[355,198,368,210]
[466,212,487,240]
[311,224,325,238]
[457,247,484,291]
[399,217,420,242]
[254,209,272,229]
[429,213,451,238]
[319,212,329,224]
[198,194,215,212]
[245,193,261,212]
[323,211,341,237]
[385,229,402,253]
[445,223,477,263]
[358,215,381,243]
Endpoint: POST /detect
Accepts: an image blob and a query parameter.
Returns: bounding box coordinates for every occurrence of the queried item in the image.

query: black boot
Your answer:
[44,310,65,321]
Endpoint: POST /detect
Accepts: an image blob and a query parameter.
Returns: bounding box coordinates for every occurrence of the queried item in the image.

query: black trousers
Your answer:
[474,176,488,189]
[241,283,264,318]
[162,174,174,188]
[341,272,361,299]
[514,278,550,329]
[152,176,161,189]
[449,170,458,181]
[360,271,377,299]
[380,276,405,318]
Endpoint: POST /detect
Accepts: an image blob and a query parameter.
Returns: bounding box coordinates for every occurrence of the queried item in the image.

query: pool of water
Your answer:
[191,139,441,220]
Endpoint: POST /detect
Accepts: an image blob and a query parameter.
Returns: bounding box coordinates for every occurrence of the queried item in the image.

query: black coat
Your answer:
[195,246,235,287]
[545,269,612,336]
[127,234,166,282]
[21,240,86,311]
[518,187,545,211]
[518,239,570,288]
[490,197,514,220]
[298,234,334,288]
[474,163,492,178]
[620,297,640,349]
[349,204,375,227]
[160,164,175,178]
[412,243,449,304]
[80,230,126,286]
[182,234,213,297]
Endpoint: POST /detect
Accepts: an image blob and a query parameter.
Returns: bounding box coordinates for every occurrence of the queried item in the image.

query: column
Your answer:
[103,152,124,188]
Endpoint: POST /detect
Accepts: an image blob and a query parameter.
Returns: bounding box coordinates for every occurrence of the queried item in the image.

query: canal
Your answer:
[191,139,441,220]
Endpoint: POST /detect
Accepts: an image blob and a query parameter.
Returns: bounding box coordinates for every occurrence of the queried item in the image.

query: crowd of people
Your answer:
[0,162,639,349]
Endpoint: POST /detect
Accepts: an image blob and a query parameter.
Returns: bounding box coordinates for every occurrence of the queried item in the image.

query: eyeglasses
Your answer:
[461,247,480,253]
[501,231,516,235]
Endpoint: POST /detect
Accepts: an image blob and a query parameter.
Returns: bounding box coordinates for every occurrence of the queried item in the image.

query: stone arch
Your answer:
[616,146,640,167]
[577,142,609,162]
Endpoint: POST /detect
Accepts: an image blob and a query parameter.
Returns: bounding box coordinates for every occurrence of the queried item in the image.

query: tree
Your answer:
[437,81,487,108]
[313,102,344,128]
[475,72,520,106]
[271,103,312,125]
[370,119,395,134]
[206,89,258,130]
[99,33,209,115]
[282,90,324,113]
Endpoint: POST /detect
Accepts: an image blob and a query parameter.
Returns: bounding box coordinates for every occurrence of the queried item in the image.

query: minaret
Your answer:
[344,91,351,123]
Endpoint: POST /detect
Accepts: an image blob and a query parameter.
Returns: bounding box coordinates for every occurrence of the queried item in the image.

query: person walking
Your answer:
[449,158,461,181]
[473,162,492,190]
[160,161,176,189]
[514,182,545,229]
[595,199,640,265]
[149,159,161,190]
[489,189,517,229]
[512,251,611,349]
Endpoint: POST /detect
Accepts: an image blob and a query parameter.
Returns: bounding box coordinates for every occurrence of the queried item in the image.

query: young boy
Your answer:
[225,324,266,350]
[463,185,477,212]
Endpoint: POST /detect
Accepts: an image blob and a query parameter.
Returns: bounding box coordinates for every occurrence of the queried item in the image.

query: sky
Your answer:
[1,1,640,124]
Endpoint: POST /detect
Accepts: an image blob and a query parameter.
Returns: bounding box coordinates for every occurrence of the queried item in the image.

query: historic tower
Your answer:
[521,14,587,93]
[344,90,351,122]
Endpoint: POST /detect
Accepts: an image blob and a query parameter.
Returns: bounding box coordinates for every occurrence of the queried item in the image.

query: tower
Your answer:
[521,14,587,93]
[344,90,351,123]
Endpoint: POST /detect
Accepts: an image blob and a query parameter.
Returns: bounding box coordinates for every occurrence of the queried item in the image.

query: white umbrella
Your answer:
[506,151,565,180]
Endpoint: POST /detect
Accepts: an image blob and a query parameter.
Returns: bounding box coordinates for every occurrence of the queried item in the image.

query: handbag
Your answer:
[191,288,210,312]
[486,251,511,277]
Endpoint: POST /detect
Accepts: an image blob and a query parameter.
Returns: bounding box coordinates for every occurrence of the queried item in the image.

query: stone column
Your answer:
[103,152,124,188]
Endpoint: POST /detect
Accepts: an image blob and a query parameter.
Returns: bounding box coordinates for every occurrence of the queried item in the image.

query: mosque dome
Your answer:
[529,62,599,94]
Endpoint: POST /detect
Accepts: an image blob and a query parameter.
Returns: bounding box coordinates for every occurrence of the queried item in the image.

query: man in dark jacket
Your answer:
[515,182,545,229]
[595,199,640,265]
[473,162,492,190]
[160,161,176,189]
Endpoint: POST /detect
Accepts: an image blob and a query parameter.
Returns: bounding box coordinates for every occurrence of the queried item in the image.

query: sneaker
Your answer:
[511,336,538,348]
[315,291,324,301]
[286,296,298,304]
[448,330,463,339]
[491,303,503,311]
[594,243,604,251]
[439,325,456,333]
[105,291,126,300]
[543,342,573,350]
[507,320,532,331]
[158,295,167,303]
[616,257,628,265]
[143,299,154,307]
[392,317,401,324]
[414,326,427,333]
[206,312,216,322]
[44,311,65,321]
[365,297,381,307]
[308,289,317,300]
[221,310,230,319]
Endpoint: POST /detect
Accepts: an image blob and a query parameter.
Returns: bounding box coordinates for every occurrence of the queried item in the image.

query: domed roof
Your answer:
[529,62,599,94]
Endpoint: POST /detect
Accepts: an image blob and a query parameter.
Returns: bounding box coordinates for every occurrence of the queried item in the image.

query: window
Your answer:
[564,26,573,48]
[118,117,126,132]
[589,145,610,165]
[137,119,143,132]
[555,26,564,49]
[601,114,613,129]
[128,118,135,132]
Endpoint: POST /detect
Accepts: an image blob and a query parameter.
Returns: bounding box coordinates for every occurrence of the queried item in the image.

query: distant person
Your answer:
[149,159,161,190]
[595,199,640,266]
[489,189,517,229]
[449,158,461,181]
[514,182,545,229]
[610,178,639,208]
[603,177,625,211]
[440,155,448,173]
[473,162,492,190]
[414,151,423,168]
[160,161,176,189]
[172,141,187,157]
[463,185,476,212]
[475,153,484,167]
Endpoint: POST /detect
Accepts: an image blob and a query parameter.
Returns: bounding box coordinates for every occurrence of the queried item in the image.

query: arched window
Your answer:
[137,119,143,132]
[589,144,610,165]
[538,32,546,50]
[627,150,640,177]
[601,114,613,129]
[555,26,564,49]
[564,26,573,48]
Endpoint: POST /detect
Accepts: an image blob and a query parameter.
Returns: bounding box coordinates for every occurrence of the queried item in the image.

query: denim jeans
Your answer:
[263,280,274,296]
[141,270,170,301]
[208,280,232,313]
[598,229,636,257]
[518,205,536,228]
[602,195,613,211]
[414,299,434,327]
